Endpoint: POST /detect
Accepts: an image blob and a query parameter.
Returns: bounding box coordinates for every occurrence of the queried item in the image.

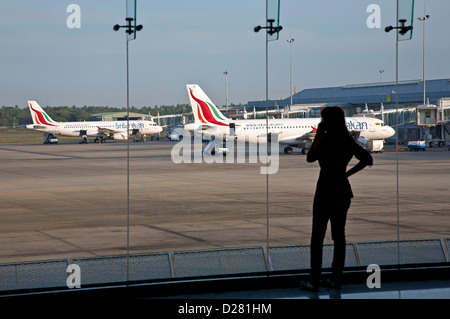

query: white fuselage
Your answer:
[194,117,395,144]
[184,84,395,153]
[27,120,162,138]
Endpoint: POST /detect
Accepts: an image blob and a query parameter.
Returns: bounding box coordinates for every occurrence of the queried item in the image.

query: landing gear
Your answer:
[283,146,309,154]
[79,131,88,143]
[94,137,107,143]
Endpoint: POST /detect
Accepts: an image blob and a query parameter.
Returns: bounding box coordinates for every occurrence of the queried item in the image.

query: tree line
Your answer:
[0,102,247,127]
[0,104,192,127]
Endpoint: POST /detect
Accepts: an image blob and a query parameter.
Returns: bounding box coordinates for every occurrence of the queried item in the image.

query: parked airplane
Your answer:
[185,84,395,154]
[26,101,162,143]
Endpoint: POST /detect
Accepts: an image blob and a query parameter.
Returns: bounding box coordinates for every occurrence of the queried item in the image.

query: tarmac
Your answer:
[0,140,449,303]
[0,140,448,265]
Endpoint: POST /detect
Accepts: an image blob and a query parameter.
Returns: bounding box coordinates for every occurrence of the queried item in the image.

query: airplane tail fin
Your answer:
[28,101,58,126]
[186,84,229,126]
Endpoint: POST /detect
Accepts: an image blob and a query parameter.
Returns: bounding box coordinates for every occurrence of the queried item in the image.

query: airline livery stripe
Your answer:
[208,102,226,121]
[197,106,207,123]
[43,112,55,124]
[30,104,57,126]
[190,88,228,126]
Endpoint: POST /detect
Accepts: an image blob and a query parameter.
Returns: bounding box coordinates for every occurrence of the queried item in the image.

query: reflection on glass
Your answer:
[126,0,137,41]
[397,0,415,41]
[266,0,281,41]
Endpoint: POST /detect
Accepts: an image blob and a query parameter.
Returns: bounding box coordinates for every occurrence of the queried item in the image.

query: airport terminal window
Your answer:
[0,113,450,296]
[2,110,448,294]
[1,4,449,297]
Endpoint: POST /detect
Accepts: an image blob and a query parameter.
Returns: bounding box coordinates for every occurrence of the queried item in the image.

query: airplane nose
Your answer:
[388,126,395,137]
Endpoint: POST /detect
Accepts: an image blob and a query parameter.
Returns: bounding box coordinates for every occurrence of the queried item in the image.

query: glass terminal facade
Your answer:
[0,112,448,294]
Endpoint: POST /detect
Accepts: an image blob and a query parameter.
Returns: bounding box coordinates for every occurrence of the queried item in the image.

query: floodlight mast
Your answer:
[254,6,282,260]
[384,0,415,265]
[113,17,143,36]
[287,38,294,110]
[418,14,430,105]
[254,19,283,35]
[385,19,412,35]
[113,12,143,286]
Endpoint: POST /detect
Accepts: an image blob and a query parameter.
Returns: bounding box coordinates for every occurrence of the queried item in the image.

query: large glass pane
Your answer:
[266,0,448,281]
[0,133,129,285]
[128,93,270,279]
[0,3,130,291]
[2,0,449,297]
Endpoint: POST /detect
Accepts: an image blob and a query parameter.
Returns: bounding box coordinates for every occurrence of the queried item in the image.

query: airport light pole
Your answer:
[113,18,144,136]
[418,13,430,105]
[287,38,294,111]
[113,0,143,284]
[224,71,229,116]
[380,69,384,83]
[385,0,414,266]
[254,0,282,263]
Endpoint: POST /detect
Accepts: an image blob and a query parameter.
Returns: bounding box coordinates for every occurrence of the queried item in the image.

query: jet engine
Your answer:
[113,133,127,140]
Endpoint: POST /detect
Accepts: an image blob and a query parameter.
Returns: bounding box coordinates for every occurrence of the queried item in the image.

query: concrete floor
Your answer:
[152,278,450,299]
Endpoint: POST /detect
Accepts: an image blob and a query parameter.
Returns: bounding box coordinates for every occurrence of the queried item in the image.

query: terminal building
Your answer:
[247,78,450,146]
[90,112,149,121]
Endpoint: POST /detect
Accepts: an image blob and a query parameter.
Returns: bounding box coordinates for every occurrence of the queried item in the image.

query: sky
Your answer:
[1,0,449,109]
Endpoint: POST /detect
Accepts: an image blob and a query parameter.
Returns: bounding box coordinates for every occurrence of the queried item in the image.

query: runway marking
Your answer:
[136,176,266,190]
[0,176,268,196]
[143,224,212,245]
[39,231,96,255]
[354,193,450,207]
[0,146,80,159]
[1,188,108,196]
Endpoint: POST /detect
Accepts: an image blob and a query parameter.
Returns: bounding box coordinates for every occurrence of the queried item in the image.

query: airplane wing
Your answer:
[97,126,117,135]
[29,124,49,130]
[279,129,316,144]
[196,124,217,131]
[96,126,145,138]
[195,124,224,137]
[97,126,116,133]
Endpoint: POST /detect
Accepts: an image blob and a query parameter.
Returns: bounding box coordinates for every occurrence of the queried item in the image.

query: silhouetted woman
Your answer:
[301,107,373,292]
